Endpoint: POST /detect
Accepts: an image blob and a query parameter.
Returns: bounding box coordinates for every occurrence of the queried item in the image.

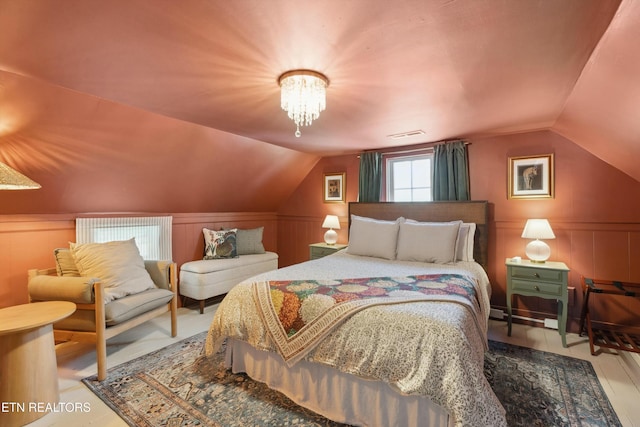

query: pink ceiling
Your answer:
[0,70,319,214]
[1,0,639,185]
[553,0,640,182]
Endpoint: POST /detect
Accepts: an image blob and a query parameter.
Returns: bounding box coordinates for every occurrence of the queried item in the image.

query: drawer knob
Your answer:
[533,273,540,278]
[534,285,540,291]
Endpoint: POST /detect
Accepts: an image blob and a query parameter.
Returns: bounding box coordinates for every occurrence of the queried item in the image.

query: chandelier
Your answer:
[278,69,329,137]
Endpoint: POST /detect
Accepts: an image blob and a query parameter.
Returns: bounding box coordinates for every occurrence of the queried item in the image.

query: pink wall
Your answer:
[277,154,360,266]
[278,130,640,331]
[0,212,278,309]
[469,131,640,330]
[2,127,639,331]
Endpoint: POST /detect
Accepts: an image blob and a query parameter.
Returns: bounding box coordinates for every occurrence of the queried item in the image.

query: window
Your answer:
[386,154,433,202]
[76,216,173,260]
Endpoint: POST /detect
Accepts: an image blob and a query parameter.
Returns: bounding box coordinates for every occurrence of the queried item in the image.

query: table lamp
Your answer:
[322,215,340,245]
[521,219,555,263]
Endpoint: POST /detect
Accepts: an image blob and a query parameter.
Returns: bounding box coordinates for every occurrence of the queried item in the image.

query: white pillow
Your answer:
[70,238,156,303]
[346,215,403,260]
[456,223,476,262]
[396,220,462,263]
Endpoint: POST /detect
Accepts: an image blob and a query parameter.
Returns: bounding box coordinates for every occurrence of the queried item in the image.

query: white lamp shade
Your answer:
[322,215,340,245]
[522,219,555,262]
[521,219,555,240]
[322,215,341,230]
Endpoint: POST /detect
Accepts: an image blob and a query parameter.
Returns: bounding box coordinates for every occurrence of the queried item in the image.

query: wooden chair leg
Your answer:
[95,283,108,381]
[169,263,178,337]
[170,299,178,337]
[96,337,107,381]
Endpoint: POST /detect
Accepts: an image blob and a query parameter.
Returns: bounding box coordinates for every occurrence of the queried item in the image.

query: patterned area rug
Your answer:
[485,341,621,427]
[82,332,622,427]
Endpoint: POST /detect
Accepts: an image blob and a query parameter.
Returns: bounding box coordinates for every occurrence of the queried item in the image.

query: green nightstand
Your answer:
[506,258,570,347]
[309,242,347,260]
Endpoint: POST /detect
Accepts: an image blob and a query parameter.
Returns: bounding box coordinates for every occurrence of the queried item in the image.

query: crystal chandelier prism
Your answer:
[278,70,329,137]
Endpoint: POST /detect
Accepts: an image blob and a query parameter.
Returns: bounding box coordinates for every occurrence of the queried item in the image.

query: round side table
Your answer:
[0,301,76,427]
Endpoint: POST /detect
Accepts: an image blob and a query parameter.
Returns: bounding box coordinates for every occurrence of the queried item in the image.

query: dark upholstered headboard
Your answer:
[348,201,489,270]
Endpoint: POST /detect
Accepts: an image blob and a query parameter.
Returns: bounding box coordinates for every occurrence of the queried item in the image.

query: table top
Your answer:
[310,242,348,249]
[0,301,76,335]
[505,258,569,271]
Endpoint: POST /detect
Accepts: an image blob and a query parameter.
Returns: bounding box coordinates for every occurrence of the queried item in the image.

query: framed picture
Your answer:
[323,173,345,203]
[508,154,554,199]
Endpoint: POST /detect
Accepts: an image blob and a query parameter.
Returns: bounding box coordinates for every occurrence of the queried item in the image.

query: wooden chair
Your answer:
[28,259,178,380]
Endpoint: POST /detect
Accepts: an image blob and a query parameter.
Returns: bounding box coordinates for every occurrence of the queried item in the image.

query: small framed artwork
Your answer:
[508,154,554,199]
[323,173,345,203]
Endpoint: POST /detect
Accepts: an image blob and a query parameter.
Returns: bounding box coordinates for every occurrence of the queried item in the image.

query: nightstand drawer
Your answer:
[509,266,564,283]
[511,279,563,297]
[312,246,337,258]
[309,243,347,260]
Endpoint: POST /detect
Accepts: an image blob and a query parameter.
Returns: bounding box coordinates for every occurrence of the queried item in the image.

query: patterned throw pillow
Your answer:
[203,228,238,259]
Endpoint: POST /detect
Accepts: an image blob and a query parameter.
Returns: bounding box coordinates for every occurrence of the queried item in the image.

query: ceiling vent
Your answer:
[387,130,425,139]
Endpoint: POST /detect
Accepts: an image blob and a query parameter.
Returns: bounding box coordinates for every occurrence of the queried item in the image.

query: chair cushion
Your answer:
[54,248,81,276]
[29,274,96,304]
[70,238,156,303]
[105,288,174,326]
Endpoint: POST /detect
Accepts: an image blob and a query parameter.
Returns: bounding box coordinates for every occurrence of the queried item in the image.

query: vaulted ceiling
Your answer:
[1,1,639,191]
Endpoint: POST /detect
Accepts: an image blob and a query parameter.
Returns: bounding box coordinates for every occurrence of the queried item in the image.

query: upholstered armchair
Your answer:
[28,241,178,381]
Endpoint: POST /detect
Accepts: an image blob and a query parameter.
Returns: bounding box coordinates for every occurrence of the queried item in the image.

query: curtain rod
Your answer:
[362,139,470,156]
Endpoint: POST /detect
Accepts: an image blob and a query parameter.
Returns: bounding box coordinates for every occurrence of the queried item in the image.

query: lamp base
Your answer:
[525,239,551,263]
[324,229,338,245]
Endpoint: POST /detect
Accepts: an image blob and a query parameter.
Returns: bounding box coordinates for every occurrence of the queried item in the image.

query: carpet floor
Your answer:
[82,332,622,427]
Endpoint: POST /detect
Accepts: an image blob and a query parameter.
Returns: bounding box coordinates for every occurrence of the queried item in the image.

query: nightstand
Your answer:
[309,242,347,260]
[506,258,570,347]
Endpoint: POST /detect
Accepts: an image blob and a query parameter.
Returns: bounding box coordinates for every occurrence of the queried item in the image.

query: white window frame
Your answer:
[385,152,433,202]
[76,216,173,260]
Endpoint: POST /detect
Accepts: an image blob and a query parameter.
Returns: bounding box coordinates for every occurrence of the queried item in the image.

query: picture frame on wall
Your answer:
[508,154,554,199]
[323,172,345,203]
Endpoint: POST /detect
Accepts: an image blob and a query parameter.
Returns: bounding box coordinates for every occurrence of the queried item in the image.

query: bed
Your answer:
[205,201,507,427]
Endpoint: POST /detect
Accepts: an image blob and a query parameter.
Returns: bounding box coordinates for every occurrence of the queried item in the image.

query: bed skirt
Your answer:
[225,338,453,427]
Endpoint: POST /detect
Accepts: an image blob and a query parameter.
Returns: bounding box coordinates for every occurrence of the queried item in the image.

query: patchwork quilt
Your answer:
[253,274,484,365]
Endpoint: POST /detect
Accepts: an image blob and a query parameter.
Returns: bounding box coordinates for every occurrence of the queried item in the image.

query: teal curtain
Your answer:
[358,152,382,202]
[432,140,470,201]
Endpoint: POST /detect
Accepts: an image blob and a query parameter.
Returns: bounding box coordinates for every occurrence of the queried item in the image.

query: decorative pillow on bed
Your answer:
[396,220,462,263]
[203,228,238,259]
[346,215,402,260]
[69,238,156,303]
[236,227,266,255]
[456,223,476,262]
